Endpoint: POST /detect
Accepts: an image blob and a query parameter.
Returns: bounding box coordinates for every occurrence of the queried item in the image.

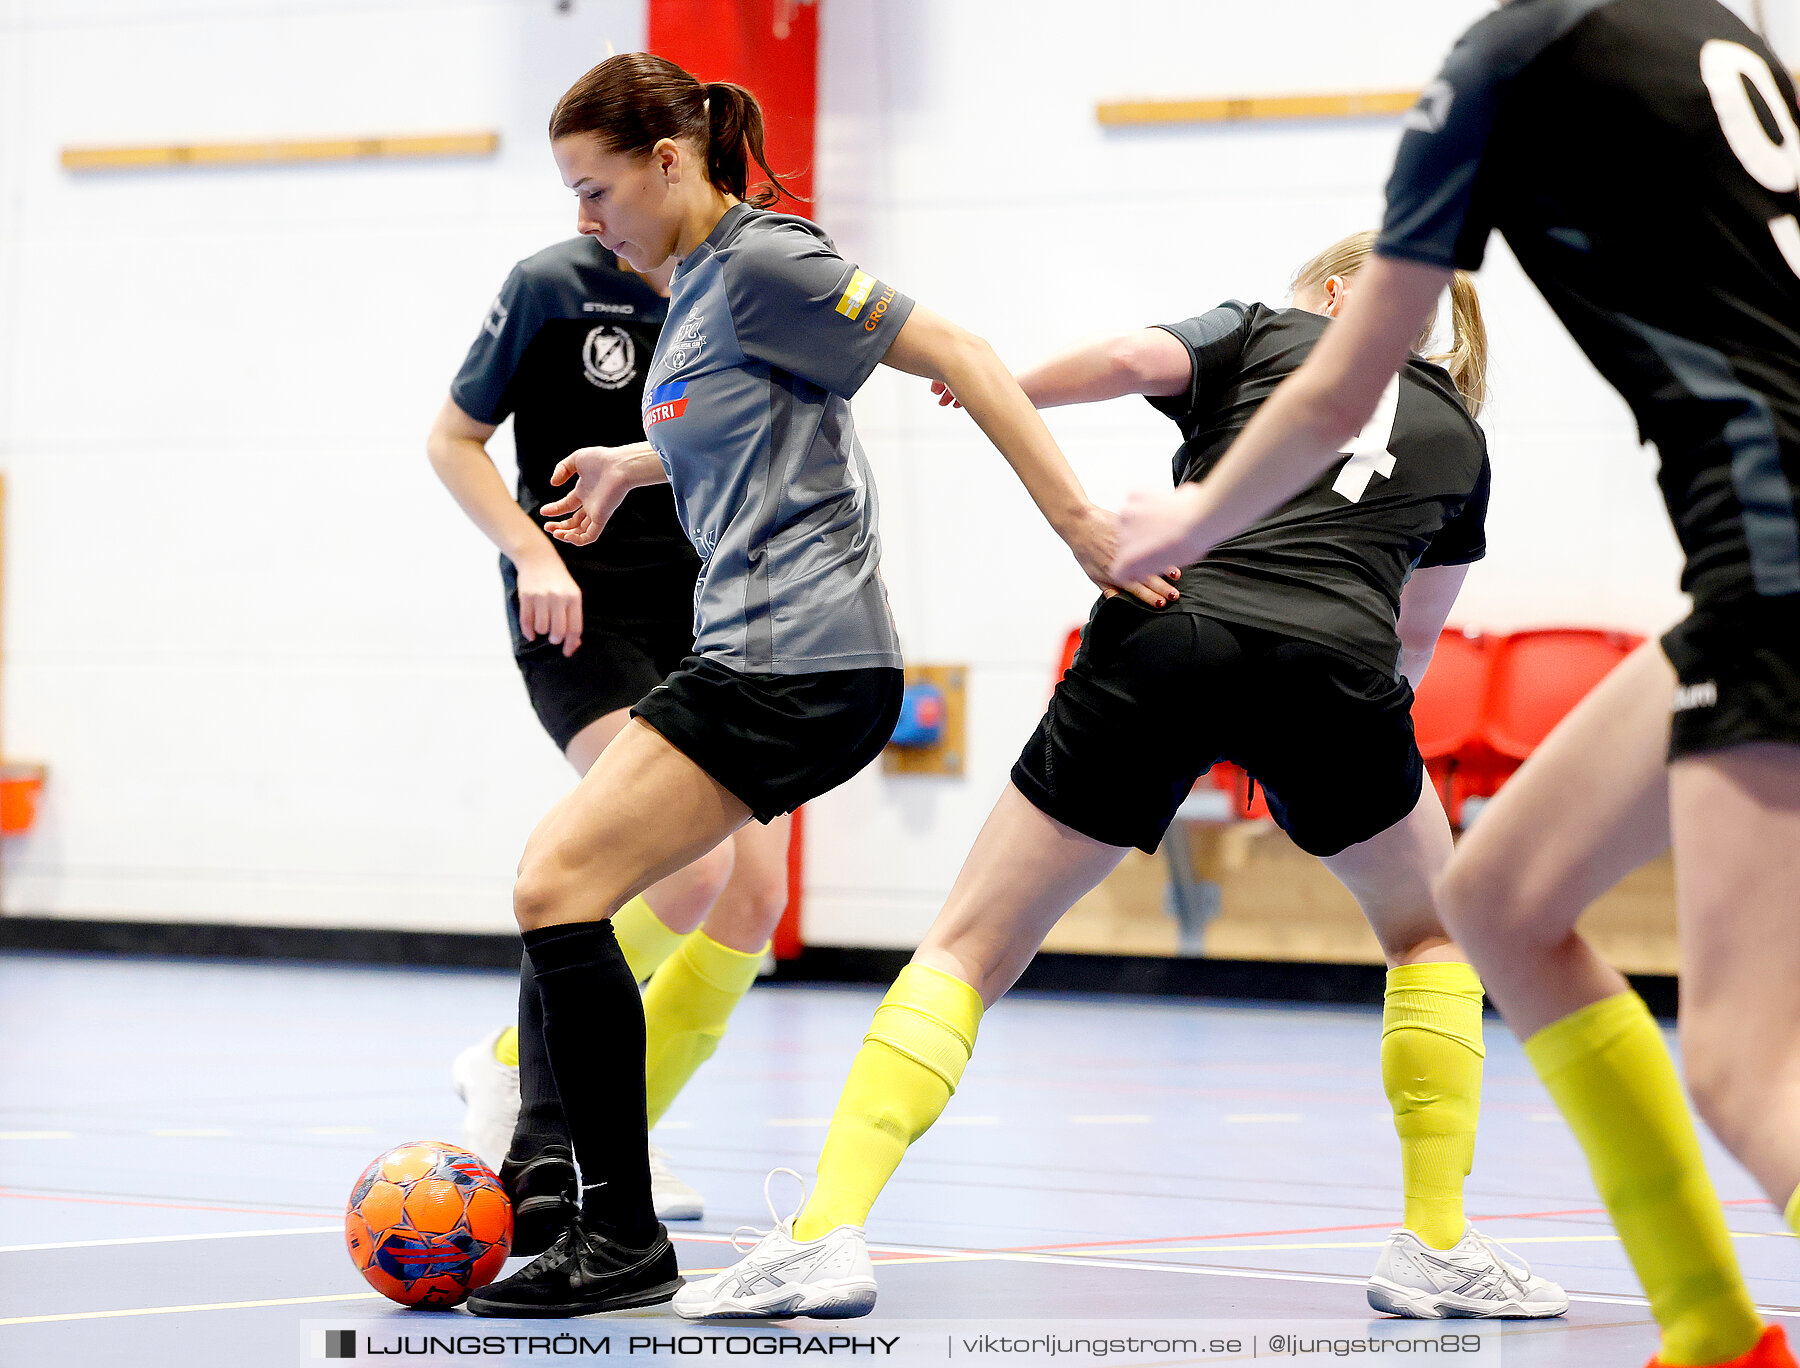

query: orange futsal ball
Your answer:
[345,1141,513,1307]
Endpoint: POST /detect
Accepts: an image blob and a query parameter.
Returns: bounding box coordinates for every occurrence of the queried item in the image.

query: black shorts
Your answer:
[502,559,696,753]
[632,657,905,824]
[1011,598,1424,857]
[1661,597,1800,760]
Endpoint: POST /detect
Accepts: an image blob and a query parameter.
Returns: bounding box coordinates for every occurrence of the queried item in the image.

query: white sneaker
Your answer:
[650,1142,704,1221]
[674,1169,877,1320]
[451,1026,520,1169]
[1368,1224,1570,1319]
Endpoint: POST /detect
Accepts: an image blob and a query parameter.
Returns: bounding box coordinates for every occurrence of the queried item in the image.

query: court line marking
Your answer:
[1224,1114,1303,1124]
[1049,1231,1799,1256]
[0,1189,333,1220]
[0,1225,340,1254]
[680,1245,1800,1319]
[1012,1197,1781,1254]
[12,1236,1797,1327]
[0,1291,382,1326]
[0,1132,75,1141]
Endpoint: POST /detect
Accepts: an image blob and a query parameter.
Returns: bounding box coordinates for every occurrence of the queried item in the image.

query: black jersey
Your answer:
[451,237,700,611]
[1378,0,1800,609]
[1150,302,1489,677]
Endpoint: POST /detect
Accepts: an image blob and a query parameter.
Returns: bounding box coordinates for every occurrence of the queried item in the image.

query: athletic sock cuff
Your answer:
[1523,991,1653,1082]
[678,931,769,995]
[1383,962,1486,1055]
[863,964,983,1091]
[522,919,619,973]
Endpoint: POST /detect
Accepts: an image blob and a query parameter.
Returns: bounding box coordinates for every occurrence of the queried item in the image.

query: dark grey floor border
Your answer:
[0,915,1678,1016]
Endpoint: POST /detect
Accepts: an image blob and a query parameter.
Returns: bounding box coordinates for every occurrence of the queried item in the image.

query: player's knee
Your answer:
[708,868,787,946]
[512,851,576,932]
[691,842,737,910]
[1434,850,1543,954]
[1681,1020,1753,1151]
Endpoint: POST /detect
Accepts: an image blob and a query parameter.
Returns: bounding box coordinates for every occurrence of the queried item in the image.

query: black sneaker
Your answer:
[466,1220,684,1318]
[499,1150,577,1259]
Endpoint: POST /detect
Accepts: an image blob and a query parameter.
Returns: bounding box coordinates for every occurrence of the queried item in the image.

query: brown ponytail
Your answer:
[549,53,797,208]
[1290,229,1490,417]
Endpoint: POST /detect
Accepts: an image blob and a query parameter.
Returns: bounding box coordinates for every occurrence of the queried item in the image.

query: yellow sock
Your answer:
[794,964,983,1241]
[1526,993,1762,1367]
[494,1027,519,1068]
[641,931,767,1127]
[1382,961,1485,1250]
[1786,1185,1800,1236]
[612,895,686,983]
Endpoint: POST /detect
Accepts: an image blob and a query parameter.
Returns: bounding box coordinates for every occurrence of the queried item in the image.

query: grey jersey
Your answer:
[642,205,914,673]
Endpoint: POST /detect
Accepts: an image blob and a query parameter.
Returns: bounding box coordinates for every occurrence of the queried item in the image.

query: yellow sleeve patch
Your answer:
[835,269,876,320]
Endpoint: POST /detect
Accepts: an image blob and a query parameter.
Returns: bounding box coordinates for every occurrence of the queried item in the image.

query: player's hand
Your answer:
[1062,504,1181,609]
[1113,485,1212,585]
[930,380,963,409]
[542,446,635,548]
[513,550,584,658]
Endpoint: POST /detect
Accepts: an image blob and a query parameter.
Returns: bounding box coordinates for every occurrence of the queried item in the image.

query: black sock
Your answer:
[506,949,570,1165]
[522,920,658,1246]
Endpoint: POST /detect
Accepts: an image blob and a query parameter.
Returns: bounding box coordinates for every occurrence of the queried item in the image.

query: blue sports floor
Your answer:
[3,952,1796,1365]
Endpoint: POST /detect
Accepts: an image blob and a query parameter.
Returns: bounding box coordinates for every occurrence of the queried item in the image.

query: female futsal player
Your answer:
[428,240,789,1237]
[1113,4,1800,1366]
[675,231,1565,1322]
[462,52,1177,1318]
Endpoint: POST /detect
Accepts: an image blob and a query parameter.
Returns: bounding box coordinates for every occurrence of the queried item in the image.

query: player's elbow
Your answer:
[1100,331,1169,394]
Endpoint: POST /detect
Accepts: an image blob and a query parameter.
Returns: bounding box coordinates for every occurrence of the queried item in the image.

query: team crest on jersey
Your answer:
[665,311,707,371]
[582,325,637,390]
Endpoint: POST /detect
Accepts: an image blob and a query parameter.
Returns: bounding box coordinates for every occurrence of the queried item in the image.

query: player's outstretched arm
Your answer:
[933,328,1191,410]
[883,304,1180,607]
[1113,255,1451,581]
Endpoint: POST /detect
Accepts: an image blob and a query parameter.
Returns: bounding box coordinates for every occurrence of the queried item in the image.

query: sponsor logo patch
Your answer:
[644,380,689,428]
[583,300,636,315]
[836,269,876,320]
[1404,78,1455,135]
[482,295,508,339]
[863,283,896,333]
[1673,681,1719,711]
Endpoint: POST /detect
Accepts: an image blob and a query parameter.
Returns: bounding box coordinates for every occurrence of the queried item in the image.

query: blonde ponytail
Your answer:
[1290,230,1490,417]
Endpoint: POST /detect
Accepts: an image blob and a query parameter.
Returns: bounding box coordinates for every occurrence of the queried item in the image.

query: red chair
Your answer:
[1410,627,1496,824]
[1480,628,1645,769]
[1205,761,1272,821]
[1054,625,1083,686]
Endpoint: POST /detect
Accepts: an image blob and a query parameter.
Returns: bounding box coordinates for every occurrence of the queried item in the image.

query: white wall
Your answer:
[801,0,1784,948]
[0,0,1787,943]
[0,0,646,928]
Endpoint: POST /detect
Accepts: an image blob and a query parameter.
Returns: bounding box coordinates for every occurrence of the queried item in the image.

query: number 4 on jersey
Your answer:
[1333,375,1401,502]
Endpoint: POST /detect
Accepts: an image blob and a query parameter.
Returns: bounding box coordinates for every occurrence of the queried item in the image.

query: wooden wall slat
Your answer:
[61,131,499,172]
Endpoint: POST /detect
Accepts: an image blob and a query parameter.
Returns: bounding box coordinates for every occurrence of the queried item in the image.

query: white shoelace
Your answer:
[730,1167,808,1254]
[1466,1228,1538,1298]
